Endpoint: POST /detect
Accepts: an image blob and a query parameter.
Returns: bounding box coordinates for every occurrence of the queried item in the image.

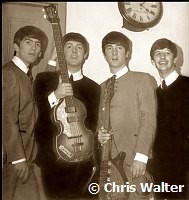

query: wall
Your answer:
[66,2,189,84]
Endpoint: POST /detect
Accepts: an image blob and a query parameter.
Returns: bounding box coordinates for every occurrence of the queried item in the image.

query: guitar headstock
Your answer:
[43,4,59,24]
[104,75,116,103]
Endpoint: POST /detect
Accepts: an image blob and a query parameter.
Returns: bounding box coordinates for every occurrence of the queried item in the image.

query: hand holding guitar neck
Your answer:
[98,127,112,145]
[54,76,73,99]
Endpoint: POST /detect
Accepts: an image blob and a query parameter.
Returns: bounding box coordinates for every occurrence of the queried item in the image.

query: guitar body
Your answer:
[99,152,129,200]
[53,97,93,162]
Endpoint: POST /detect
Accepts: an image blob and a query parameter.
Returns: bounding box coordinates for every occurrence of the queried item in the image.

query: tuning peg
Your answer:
[42,8,44,12]
[44,15,46,19]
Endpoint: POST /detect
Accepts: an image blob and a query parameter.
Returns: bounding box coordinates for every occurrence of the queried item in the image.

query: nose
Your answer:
[112,47,118,56]
[72,46,77,53]
[31,42,36,50]
[160,52,166,58]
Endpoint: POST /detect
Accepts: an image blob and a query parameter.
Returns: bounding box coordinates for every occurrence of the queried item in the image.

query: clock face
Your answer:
[118,2,163,30]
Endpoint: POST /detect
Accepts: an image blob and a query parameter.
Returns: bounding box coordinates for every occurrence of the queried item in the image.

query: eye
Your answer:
[165,51,171,55]
[25,40,32,45]
[118,46,123,50]
[65,44,72,49]
[106,46,112,50]
[154,52,161,56]
[36,42,41,48]
[77,45,83,50]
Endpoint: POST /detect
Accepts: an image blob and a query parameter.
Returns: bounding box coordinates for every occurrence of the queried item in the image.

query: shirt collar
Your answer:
[68,69,83,81]
[12,56,29,74]
[110,66,129,79]
[160,70,179,87]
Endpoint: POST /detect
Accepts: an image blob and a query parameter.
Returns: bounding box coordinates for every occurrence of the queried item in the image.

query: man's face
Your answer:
[63,40,87,70]
[14,37,42,66]
[151,48,177,74]
[104,44,128,70]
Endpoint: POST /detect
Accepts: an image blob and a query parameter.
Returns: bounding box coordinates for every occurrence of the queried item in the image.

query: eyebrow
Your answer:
[23,37,41,43]
[65,42,83,46]
[154,48,172,52]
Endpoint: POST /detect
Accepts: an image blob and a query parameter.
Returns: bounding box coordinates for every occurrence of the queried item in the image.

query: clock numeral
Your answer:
[150,10,155,16]
[132,13,136,19]
[126,7,132,14]
[140,16,143,22]
[151,4,157,8]
[147,16,151,21]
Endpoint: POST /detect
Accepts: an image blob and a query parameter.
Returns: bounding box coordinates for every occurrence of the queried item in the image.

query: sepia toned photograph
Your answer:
[2,2,189,200]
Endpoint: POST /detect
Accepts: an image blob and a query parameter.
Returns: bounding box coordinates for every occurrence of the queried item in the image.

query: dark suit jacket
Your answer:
[3,61,37,163]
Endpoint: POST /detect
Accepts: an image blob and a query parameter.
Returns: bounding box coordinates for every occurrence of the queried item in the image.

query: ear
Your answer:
[13,43,19,52]
[173,57,178,64]
[83,52,88,60]
[151,59,156,66]
[38,51,42,58]
[125,51,129,59]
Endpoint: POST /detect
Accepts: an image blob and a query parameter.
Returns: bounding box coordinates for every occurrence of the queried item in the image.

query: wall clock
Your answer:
[118,2,163,32]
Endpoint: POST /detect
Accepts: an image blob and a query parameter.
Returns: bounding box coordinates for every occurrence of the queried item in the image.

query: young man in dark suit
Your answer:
[3,25,48,200]
[97,31,157,200]
[150,38,189,199]
[34,32,101,199]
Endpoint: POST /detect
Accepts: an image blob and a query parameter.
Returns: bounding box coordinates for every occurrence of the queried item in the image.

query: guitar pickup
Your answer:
[72,142,83,147]
[67,115,78,123]
[65,106,76,113]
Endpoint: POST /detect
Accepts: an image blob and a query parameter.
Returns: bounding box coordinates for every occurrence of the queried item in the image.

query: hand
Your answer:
[98,127,112,145]
[54,75,73,99]
[131,160,146,178]
[49,45,57,61]
[14,161,29,183]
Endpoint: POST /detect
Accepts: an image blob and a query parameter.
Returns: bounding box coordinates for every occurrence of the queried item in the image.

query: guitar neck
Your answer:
[101,101,112,161]
[51,22,75,107]
[51,23,69,81]
[101,141,111,161]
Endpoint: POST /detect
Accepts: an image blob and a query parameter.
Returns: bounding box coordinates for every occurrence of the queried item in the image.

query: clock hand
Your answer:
[140,3,150,13]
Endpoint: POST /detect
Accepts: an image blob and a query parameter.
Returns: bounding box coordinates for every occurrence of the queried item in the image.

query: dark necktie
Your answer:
[27,69,33,84]
[162,80,167,89]
[69,74,73,82]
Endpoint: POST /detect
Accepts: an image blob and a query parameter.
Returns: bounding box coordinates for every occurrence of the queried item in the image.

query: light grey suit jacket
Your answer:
[98,70,157,165]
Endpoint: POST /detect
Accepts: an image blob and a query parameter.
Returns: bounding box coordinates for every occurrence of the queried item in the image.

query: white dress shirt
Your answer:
[12,56,29,74]
[160,70,179,88]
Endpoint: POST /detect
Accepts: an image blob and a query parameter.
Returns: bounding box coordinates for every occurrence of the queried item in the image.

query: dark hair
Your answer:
[62,32,89,59]
[150,38,177,60]
[14,26,48,59]
[102,31,131,54]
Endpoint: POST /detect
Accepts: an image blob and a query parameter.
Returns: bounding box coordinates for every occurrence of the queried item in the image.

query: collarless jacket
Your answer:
[97,71,157,165]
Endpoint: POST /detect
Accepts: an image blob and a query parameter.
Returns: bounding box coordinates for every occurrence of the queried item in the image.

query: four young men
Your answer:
[3,25,189,200]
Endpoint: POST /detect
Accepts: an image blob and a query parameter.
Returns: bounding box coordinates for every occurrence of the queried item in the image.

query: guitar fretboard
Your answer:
[52,23,74,108]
